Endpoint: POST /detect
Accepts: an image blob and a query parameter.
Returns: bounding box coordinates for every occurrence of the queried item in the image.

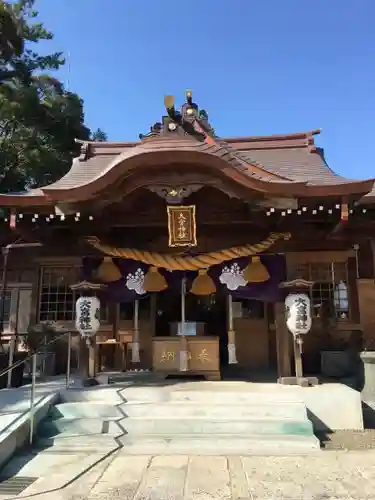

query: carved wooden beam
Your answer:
[327,200,349,239]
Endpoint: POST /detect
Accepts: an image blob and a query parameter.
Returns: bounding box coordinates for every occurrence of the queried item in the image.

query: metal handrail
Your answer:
[0,331,70,379]
[0,330,73,445]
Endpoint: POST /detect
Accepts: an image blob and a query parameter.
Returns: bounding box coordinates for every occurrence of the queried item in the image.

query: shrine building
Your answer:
[1,90,375,382]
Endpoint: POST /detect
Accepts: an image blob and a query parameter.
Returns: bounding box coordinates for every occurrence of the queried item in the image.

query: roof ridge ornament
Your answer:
[139,90,216,140]
[74,140,90,162]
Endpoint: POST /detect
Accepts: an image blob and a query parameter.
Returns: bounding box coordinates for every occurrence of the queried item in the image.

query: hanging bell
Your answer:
[144,266,168,292]
[243,256,269,283]
[190,270,216,296]
[96,257,121,282]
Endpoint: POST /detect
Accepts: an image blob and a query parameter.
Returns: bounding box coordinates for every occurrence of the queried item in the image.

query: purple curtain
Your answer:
[82,254,286,303]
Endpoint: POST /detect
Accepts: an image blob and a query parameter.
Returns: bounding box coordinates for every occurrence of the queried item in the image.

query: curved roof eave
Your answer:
[0,192,50,207]
[40,145,309,202]
[41,144,375,202]
[0,141,373,206]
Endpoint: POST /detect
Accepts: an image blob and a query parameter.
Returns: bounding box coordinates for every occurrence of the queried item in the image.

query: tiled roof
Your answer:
[42,131,358,191]
[42,135,305,192]
[0,129,373,204]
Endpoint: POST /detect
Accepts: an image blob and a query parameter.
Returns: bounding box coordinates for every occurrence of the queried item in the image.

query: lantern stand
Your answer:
[71,280,107,387]
[279,279,319,387]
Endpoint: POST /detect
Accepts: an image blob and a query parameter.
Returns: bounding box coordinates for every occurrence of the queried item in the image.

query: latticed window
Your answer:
[38,266,108,323]
[294,262,350,320]
[0,291,12,325]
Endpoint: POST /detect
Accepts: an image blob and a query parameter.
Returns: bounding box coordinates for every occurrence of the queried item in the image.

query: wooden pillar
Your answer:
[132,299,140,363]
[274,302,292,379]
[179,278,188,371]
[150,294,157,336]
[227,294,237,364]
[88,338,96,378]
[348,257,360,324]
[29,265,40,326]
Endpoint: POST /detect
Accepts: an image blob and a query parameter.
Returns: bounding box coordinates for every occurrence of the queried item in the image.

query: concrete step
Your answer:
[38,418,122,438]
[117,417,314,436]
[117,434,321,455]
[118,401,309,420]
[34,435,120,452]
[167,390,303,405]
[49,402,123,420]
[59,387,124,404]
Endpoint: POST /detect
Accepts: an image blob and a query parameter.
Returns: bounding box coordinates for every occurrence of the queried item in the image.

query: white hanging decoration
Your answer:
[179,349,189,372]
[219,262,247,291]
[75,296,101,337]
[126,268,146,295]
[228,343,237,364]
[285,293,312,336]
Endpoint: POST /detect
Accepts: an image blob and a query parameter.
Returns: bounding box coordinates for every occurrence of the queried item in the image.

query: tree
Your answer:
[0,1,24,63]
[0,0,105,192]
[91,128,108,142]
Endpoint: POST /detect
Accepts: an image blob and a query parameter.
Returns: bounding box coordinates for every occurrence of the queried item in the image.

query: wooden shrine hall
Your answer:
[1,90,375,382]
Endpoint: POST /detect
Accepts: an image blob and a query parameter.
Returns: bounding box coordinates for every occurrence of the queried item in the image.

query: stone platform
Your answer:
[2,452,375,499]
[0,378,367,499]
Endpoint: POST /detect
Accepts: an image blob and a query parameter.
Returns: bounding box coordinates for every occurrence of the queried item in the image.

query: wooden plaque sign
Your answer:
[167,205,197,247]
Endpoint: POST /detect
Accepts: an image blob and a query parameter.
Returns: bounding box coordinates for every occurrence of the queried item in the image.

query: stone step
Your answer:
[35,435,120,452]
[166,390,303,404]
[118,401,308,420]
[59,388,124,404]
[39,415,314,438]
[116,417,314,436]
[38,418,122,438]
[117,434,321,455]
[49,402,122,420]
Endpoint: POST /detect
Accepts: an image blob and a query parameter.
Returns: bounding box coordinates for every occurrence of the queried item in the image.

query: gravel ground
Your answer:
[318,429,375,450]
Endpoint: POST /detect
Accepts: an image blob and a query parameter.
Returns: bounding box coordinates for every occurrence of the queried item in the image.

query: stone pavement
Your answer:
[6,450,375,500]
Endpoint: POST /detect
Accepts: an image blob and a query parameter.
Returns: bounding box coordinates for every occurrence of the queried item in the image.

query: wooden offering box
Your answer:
[152,336,220,380]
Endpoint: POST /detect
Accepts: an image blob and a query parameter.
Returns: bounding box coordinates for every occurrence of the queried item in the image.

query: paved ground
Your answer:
[3,450,375,500]
[319,429,375,450]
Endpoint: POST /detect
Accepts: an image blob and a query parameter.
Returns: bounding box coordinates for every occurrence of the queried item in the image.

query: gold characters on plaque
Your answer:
[161,350,198,363]
[177,212,188,239]
[197,348,210,364]
[160,351,176,363]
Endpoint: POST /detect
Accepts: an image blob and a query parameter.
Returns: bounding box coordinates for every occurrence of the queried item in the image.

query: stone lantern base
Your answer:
[360,351,375,403]
[278,376,319,387]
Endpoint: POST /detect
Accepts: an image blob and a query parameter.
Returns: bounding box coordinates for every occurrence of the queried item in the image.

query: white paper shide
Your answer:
[75,296,101,337]
[285,293,312,336]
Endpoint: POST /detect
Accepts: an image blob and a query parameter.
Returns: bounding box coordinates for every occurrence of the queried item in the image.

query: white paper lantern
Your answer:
[285,293,312,336]
[75,296,101,337]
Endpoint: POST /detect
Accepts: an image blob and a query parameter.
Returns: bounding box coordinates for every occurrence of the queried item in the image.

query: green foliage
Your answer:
[0,0,105,192]
[25,321,61,352]
[91,128,108,142]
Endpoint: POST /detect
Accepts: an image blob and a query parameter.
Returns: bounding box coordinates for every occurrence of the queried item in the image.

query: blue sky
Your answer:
[34,0,374,179]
